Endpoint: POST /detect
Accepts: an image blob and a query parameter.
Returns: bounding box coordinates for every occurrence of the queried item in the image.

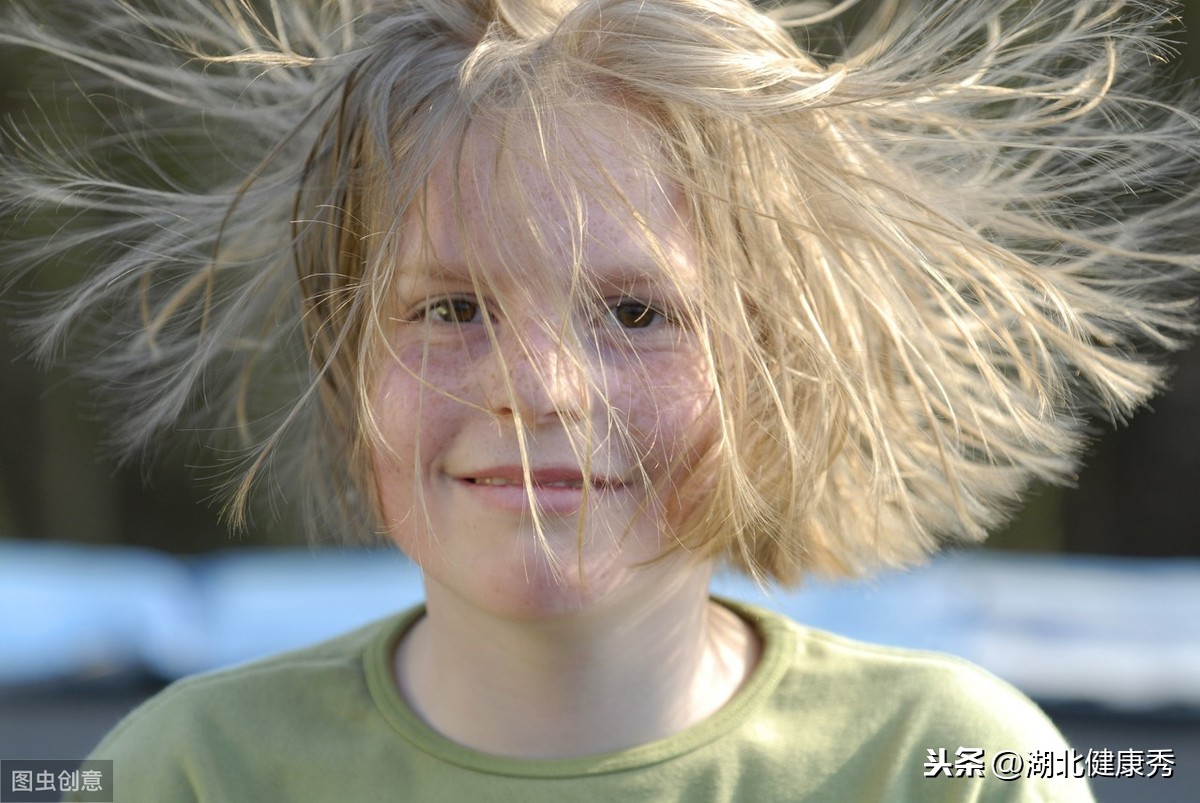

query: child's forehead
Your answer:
[401,107,695,288]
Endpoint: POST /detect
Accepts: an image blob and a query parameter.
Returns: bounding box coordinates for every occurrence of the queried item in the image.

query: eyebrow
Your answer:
[403,258,684,289]
[401,261,473,281]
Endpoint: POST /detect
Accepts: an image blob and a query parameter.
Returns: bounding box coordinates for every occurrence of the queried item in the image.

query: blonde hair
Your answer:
[2,0,1197,584]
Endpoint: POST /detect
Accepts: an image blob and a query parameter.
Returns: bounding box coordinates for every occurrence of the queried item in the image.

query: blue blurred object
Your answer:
[0,540,421,683]
[2,539,1198,711]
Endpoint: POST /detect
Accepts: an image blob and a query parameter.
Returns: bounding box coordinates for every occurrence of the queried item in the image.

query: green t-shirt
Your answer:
[75,601,1094,802]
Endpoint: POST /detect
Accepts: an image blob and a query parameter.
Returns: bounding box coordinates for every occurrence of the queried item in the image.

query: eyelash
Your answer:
[407,296,675,331]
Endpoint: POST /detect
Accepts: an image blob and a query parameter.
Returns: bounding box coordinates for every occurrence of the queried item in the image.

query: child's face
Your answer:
[370,109,718,620]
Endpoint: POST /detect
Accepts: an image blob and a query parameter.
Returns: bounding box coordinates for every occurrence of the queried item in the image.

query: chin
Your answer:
[471,552,637,623]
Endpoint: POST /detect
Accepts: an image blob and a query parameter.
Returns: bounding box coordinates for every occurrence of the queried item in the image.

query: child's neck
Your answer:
[393,571,760,759]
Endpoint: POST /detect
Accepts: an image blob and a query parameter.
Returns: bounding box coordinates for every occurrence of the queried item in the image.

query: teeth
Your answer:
[471,478,585,488]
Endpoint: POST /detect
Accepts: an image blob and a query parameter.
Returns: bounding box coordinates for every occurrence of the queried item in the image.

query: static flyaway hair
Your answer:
[2,0,1197,583]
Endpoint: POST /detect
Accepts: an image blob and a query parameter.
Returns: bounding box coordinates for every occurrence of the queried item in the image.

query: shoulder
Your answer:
[100,609,402,736]
[799,624,1062,741]
[728,601,1096,802]
[735,601,1063,743]
[77,610,415,802]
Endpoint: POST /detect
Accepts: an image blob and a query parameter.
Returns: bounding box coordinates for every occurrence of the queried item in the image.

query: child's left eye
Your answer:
[608,300,666,329]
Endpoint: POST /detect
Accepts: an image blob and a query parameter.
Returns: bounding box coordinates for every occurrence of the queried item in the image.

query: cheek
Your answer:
[369,390,447,566]
[615,350,717,466]
[372,339,473,439]
[368,348,462,524]
[370,355,424,466]
[368,370,419,540]
[608,349,720,532]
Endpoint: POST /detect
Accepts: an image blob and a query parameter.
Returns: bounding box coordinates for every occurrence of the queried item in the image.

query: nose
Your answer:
[483,319,590,425]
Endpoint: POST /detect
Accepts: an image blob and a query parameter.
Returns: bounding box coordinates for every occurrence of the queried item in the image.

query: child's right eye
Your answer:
[414,297,481,324]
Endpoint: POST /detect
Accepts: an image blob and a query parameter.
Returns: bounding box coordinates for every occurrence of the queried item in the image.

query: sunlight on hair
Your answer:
[2,0,1197,586]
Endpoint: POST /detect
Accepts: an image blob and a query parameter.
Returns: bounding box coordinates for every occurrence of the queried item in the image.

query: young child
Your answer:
[4,0,1197,799]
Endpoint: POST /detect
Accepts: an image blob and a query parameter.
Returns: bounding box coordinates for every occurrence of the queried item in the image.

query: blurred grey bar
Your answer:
[1,539,1198,710]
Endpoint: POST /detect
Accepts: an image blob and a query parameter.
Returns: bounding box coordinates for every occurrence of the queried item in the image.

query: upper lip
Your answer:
[451,466,626,487]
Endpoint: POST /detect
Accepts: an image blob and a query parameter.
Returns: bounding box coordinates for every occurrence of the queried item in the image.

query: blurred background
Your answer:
[2,1,1199,801]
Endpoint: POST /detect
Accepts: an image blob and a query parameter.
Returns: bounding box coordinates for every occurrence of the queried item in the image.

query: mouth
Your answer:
[462,474,624,490]
[452,467,627,513]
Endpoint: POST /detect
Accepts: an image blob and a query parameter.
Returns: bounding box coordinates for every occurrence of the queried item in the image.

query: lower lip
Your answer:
[453,478,623,515]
